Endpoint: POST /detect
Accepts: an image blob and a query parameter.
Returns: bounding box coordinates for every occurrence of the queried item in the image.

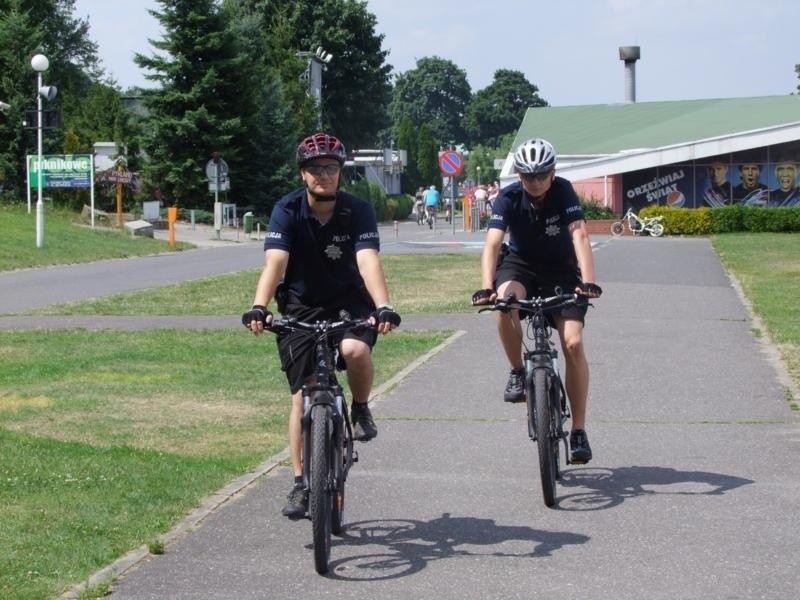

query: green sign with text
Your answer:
[28,154,92,188]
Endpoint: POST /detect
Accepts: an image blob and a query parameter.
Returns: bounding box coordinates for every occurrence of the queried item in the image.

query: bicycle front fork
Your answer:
[526,351,570,442]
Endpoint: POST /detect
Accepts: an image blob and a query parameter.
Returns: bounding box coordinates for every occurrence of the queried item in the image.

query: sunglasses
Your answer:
[520,171,553,182]
[305,164,341,175]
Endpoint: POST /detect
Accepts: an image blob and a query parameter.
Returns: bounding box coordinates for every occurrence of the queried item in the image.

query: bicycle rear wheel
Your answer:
[534,368,558,507]
[650,223,664,237]
[610,221,624,236]
[310,403,332,574]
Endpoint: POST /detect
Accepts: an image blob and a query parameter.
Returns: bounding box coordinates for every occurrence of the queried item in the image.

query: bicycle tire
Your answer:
[331,410,350,535]
[310,403,332,574]
[534,368,558,507]
[610,221,624,236]
[650,223,664,237]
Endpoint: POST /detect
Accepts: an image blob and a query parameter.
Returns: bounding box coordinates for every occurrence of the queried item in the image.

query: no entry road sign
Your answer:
[438,150,464,176]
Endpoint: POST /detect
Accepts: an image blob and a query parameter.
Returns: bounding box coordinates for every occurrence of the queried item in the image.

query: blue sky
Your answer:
[74,0,800,106]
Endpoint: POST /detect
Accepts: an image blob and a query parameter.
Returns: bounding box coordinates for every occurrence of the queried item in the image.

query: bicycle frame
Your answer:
[515,298,570,449]
[267,316,371,574]
[480,293,582,507]
[300,337,349,502]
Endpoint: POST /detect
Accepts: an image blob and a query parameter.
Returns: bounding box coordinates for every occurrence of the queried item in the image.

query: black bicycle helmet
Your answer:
[513,138,556,174]
[296,132,346,166]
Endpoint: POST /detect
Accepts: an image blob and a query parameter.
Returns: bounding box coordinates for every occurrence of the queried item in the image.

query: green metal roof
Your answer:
[511,95,800,156]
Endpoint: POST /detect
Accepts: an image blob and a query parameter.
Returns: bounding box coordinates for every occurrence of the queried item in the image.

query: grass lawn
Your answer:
[711,232,800,406]
[0,204,191,272]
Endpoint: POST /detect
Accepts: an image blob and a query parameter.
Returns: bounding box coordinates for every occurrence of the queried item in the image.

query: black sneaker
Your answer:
[503,368,525,403]
[351,402,377,441]
[281,484,308,518]
[570,429,593,464]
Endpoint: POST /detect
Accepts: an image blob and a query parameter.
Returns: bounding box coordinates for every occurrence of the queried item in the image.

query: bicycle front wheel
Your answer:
[331,411,351,535]
[310,403,333,574]
[650,223,664,237]
[534,368,558,507]
[610,221,624,236]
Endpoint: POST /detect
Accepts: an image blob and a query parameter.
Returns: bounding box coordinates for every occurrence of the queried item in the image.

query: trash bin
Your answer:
[243,211,253,234]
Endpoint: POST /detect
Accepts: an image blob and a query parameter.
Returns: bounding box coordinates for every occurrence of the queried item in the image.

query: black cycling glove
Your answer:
[241,304,271,327]
[373,305,401,326]
[471,288,494,305]
[577,282,603,297]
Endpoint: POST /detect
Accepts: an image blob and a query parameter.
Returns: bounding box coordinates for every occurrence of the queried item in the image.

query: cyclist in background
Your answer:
[471,138,602,464]
[423,184,440,227]
[242,132,401,518]
[414,186,426,225]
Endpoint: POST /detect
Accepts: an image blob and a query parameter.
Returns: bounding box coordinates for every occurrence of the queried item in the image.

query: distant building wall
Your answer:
[572,176,623,212]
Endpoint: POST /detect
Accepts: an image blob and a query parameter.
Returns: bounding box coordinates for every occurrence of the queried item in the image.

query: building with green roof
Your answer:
[502,95,800,212]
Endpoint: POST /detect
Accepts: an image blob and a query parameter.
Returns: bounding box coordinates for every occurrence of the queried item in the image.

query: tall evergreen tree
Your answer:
[135,0,255,208]
[396,116,419,193]
[222,1,299,214]
[416,125,440,188]
[234,0,392,149]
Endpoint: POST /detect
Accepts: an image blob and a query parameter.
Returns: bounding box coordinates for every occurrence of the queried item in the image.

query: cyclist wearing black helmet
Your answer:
[242,132,400,518]
[472,138,602,464]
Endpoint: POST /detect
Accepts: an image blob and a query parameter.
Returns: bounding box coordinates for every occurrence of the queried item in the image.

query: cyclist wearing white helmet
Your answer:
[472,137,602,464]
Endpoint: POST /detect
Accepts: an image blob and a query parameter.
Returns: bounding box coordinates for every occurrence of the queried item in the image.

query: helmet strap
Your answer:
[307,188,337,203]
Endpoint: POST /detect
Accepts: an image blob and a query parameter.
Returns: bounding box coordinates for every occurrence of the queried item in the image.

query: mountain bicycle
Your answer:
[611,207,664,237]
[480,292,589,507]
[266,314,372,574]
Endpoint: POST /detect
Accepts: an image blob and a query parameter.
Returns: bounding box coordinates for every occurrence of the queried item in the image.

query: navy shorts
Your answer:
[276,295,377,393]
[494,251,588,325]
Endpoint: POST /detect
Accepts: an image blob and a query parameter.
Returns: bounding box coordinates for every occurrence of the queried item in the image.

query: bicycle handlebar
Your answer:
[478,293,587,315]
[265,316,375,337]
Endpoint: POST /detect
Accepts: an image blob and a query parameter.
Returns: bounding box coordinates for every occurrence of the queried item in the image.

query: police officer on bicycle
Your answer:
[242,132,401,518]
[471,138,602,464]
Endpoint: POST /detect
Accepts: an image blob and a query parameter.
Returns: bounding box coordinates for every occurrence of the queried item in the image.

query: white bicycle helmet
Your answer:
[513,138,556,174]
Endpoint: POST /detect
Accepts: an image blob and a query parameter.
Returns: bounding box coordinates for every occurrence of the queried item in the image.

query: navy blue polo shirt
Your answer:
[487,177,584,268]
[265,188,380,306]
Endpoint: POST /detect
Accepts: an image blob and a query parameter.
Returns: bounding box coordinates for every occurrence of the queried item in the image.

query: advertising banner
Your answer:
[621,141,800,210]
[623,166,694,210]
[28,154,92,189]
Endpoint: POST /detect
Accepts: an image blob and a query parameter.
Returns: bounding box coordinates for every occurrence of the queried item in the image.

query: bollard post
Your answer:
[167,206,178,248]
[394,220,398,236]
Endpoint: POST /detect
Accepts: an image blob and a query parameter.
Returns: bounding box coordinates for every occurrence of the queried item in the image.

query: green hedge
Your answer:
[341,179,412,222]
[638,205,800,234]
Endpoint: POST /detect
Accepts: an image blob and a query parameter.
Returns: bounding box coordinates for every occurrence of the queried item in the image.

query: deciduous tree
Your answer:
[462,69,547,148]
[389,57,471,148]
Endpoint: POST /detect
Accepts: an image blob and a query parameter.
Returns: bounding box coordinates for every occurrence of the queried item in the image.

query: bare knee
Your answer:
[340,339,371,366]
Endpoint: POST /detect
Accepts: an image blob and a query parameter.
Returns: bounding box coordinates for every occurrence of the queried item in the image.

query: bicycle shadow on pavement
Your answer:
[325,513,589,581]
[557,465,754,511]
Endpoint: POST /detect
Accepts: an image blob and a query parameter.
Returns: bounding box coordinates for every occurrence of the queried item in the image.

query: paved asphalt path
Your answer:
[0,218,479,318]
[3,221,799,599]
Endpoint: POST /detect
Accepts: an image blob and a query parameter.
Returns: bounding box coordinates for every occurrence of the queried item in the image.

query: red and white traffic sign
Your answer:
[438,150,464,176]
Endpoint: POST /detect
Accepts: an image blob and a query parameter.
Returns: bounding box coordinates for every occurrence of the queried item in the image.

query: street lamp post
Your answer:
[31,54,56,248]
[476,165,481,187]
[297,47,332,130]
